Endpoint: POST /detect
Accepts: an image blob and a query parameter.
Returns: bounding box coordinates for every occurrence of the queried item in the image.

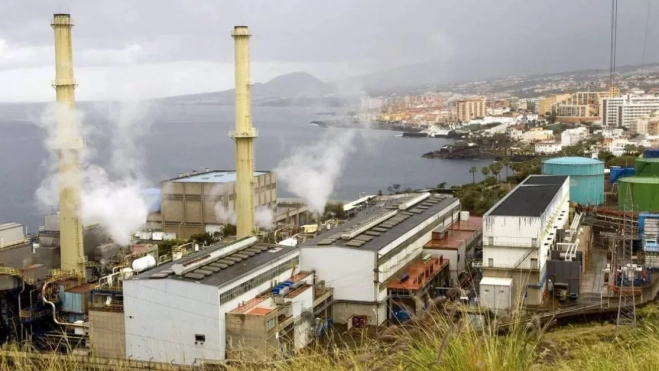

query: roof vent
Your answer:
[341,209,398,240]
[172,236,258,276]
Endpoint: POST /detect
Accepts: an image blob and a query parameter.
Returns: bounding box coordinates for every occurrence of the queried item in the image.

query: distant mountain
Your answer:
[164,72,332,104]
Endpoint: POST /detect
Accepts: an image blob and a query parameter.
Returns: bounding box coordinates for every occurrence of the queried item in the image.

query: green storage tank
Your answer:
[618,177,659,212]
[634,158,659,177]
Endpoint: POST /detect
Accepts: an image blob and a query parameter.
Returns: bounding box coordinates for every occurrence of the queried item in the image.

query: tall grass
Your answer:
[1,305,659,370]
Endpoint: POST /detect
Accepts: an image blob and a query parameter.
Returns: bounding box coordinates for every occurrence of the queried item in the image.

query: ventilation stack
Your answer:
[52,14,86,277]
[230,26,257,238]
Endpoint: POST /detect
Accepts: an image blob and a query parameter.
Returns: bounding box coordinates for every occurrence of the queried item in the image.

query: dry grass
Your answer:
[2,305,659,370]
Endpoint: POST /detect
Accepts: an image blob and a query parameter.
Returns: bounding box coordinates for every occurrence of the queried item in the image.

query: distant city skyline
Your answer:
[0,0,658,101]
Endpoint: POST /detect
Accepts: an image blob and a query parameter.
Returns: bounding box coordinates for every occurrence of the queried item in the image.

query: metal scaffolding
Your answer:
[614,183,637,335]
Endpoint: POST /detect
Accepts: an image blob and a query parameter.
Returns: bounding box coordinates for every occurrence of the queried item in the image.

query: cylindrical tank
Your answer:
[542,157,605,205]
[634,158,659,177]
[643,148,659,159]
[618,177,659,211]
[132,255,156,273]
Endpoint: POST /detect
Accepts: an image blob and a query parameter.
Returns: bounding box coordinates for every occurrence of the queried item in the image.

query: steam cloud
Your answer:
[35,102,155,246]
[213,204,237,225]
[255,205,274,229]
[274,129,357,214]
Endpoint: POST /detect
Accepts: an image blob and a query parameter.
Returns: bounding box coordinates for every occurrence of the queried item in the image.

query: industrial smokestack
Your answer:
[230,26,257,238]
[52,14,86,277]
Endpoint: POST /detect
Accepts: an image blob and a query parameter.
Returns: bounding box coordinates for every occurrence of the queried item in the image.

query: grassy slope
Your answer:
[2,307,659,370]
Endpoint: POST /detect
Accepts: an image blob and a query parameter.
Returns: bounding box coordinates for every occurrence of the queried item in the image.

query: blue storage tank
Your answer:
[142,188,161,213]
[609,166,635,184]
[644,148,659,159]
[542,157,605,205]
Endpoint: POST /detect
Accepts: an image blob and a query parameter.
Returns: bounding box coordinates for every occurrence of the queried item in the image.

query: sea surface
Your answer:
[0,102,491,232]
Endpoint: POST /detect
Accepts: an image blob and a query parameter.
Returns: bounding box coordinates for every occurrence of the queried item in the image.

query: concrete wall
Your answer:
[300,247,374,302]
[160,172,277,238]
[123,279,219,365]
[225,312,275,358]
[89,309,126,359]
[0,242,33,268]
[332,301,387,326]
[0,223,24,247]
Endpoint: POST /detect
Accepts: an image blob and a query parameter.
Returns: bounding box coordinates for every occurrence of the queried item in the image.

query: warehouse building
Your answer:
[157,170,277,239]
[300,193,460,327]
[480,175,570,309]
[122,236,299,364]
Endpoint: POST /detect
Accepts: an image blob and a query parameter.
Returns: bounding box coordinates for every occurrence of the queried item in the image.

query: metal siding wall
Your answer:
[618,181,659,212]
[635,159,659,177]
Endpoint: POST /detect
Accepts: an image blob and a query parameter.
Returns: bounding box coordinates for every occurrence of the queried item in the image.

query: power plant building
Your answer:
[480,175,570,308]
[122,237,302,364]
[158,170,276,239]
[300,193,460,326]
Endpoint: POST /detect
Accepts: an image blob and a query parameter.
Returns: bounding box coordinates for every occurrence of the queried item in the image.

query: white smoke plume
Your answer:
[34,101,155,246]
[255,205,274,229]
[274,129,357,214]
[214,203,237,225]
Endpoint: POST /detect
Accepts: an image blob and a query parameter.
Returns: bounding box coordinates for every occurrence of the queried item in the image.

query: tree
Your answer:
[387,184,402,195]
[501,157,511,178]
[481,166,490,179]
[469,166,478,184]
[324,202,346,220]
[222,224,237,237]
[598,150,614,163]
[189,232,219,246]
[545,111,558,124]
[489,162,504,183]
[437,182,447,189]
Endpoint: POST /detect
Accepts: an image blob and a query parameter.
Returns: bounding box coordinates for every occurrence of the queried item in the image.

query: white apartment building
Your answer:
[535,141,562,154]
[481,175,570,308]
[123,237,300,364]
[300,193,460,326]
[561,127,588,146]
[522,129,554,143]
[601,95,659,128]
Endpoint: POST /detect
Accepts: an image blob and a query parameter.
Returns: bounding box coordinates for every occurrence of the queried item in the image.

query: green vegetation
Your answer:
[5,306,659,370]
[456,158,542,216]
[156,224,236,256]
[323,202,346,220]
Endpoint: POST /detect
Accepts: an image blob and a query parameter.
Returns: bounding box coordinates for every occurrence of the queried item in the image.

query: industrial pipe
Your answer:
[42,280,87,329]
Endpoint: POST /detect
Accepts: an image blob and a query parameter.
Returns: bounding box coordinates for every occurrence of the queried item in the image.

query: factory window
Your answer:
[165,221,182,227]
[186,195,201,201]
[219,258,297,304]
[488,237,494,246]
[195,334,205,344]
[531,238,538,248]
[188,222,202,227]
[266,319,275,330]
[164,194,184,201]
[530,258,538,270]
[488,258,494,267]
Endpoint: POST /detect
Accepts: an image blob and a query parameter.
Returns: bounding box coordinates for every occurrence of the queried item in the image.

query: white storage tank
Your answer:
[479,277,513,310]
[132,255,156,273]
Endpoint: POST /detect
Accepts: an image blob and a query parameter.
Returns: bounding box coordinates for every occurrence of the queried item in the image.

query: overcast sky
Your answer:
[0,0,658,102]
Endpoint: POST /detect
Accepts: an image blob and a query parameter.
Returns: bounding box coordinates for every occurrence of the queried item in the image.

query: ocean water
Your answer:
[0,102,491,232]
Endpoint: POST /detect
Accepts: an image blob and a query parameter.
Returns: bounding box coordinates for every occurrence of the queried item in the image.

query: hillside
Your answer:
[164,71,333,105]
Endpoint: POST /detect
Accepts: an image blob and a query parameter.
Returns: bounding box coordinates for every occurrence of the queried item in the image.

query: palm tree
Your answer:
[481,166,490,179]
[502,157,511,179]
[469,166,477,184]
[489,162,503,183]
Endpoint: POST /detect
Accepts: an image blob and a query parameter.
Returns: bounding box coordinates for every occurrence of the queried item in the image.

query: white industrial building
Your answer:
[300,193,460,326]
[122,237,300,364]
[480,175,570,309]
